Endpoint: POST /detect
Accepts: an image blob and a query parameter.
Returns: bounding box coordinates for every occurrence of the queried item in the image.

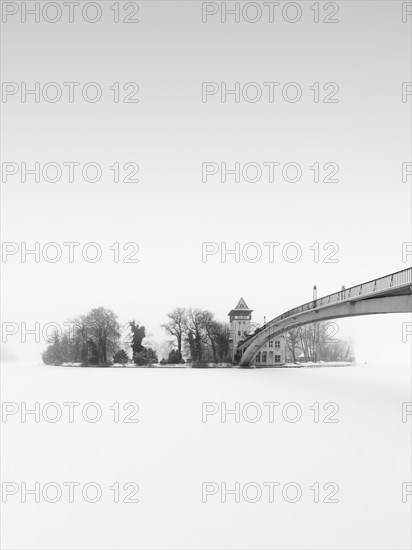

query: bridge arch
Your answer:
[237,268,412,367]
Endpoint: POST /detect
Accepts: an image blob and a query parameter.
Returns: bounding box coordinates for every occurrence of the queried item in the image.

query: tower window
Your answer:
[275,340,280,348]
[262,352,267,363]
[275,355,281,363]
[255,352,261,363]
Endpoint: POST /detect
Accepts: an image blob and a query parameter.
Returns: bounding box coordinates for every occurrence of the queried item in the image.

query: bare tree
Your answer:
[287,322,355,363]
[184,308,206,362]
[202,311,219,363]
[161,307,186,362]
[284,328,299,362]
[72,307,120,365]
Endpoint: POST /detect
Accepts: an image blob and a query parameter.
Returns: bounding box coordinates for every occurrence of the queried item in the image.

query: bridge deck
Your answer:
[237,268,412,360]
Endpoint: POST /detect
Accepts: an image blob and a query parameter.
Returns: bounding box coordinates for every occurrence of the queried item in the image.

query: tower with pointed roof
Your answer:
[228,298,253,361]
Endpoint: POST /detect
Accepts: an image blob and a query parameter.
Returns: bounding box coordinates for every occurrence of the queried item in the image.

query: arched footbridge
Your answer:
[237,268,412,367]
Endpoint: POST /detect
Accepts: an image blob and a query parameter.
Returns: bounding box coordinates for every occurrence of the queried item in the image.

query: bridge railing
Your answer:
[238,268,411,350]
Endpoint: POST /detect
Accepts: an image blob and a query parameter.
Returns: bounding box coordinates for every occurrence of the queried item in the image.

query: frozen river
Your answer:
[1,361,411,550]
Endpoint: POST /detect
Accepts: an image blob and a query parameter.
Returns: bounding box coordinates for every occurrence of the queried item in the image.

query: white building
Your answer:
[253,335,287,366]
[228,298,287,366]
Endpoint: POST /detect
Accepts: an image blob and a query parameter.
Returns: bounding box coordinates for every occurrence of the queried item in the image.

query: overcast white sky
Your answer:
[1,0,411,364]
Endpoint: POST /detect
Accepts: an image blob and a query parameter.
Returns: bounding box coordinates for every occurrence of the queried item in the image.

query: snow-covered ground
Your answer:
[1,360,411,550]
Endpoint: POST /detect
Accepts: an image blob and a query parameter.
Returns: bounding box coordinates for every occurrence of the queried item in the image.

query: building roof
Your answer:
[235,297,249,309]
[228,297,253,316]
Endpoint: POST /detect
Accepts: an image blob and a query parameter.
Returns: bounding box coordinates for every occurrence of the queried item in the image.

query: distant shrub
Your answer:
[133,347,159,366]
[113,350,129,365]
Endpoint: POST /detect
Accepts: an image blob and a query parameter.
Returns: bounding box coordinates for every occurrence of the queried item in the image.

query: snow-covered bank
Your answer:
[59,361,356,369]
[283,360,356,368]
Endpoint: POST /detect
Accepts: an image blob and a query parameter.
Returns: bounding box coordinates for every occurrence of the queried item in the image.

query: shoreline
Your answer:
[54,360,357,369]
